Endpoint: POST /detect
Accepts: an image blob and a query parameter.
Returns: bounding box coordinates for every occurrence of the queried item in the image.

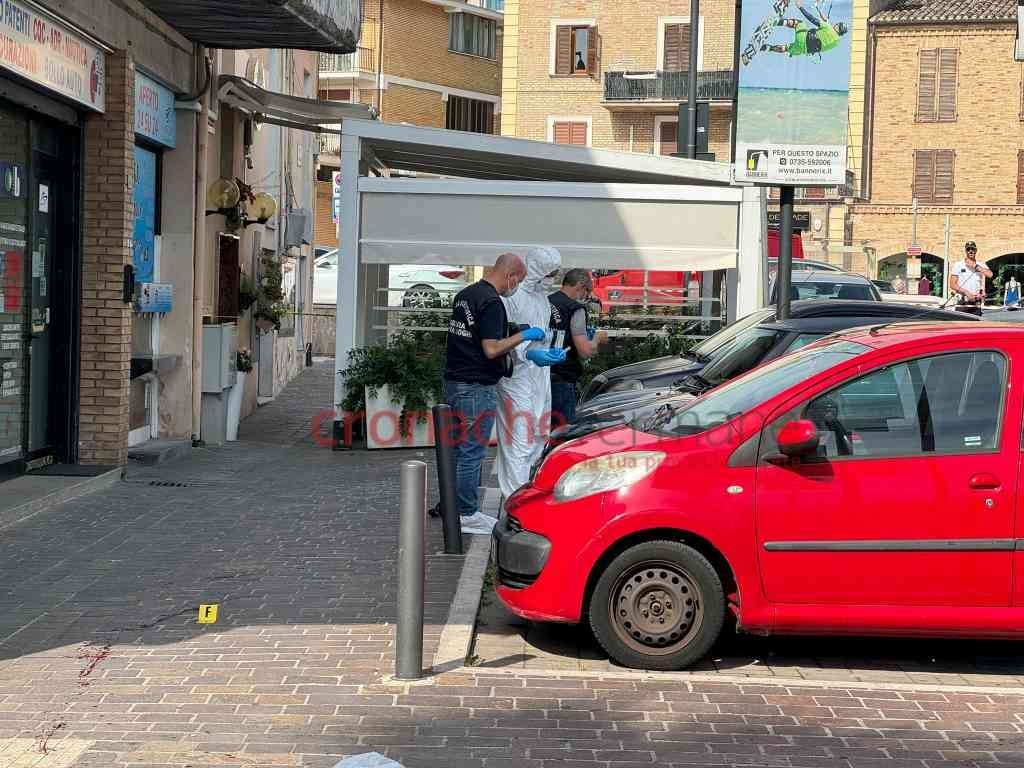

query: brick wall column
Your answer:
[79,51,134,466]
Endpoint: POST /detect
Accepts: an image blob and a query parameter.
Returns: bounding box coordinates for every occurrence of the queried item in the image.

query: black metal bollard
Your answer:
[396,460,426,680]
[305,342,313,367]
[431,404,463,555]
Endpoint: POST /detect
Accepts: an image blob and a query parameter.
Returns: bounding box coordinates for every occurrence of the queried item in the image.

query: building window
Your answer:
[551,120,588,146]
[554,24,598,75]
[1017,151,1024,205]
[446,95,495,134]
[657,120,678,156]
[320,86,352,103]
[662,22,691,72]
[449,13,496,59]
[917,48,958,123]
[913,149,955,204]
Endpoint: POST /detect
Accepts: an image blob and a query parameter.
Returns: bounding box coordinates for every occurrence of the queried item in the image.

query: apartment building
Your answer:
[852,0,1024,293]
[0,0,358,479]
[499,0,885,267]
[314,0,503,247]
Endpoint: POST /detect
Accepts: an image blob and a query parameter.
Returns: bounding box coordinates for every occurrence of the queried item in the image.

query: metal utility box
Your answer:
[202,323,238,393]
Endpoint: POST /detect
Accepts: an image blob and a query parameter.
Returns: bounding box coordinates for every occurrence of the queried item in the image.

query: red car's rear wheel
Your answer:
[590,540,725,670]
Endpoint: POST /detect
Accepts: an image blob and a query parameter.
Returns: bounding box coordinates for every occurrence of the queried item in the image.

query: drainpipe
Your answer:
[192,47,211,445]
[862,24,878,202]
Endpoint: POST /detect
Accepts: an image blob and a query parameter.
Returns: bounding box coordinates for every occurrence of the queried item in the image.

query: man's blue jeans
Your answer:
[551,379,578,427]
[444,380,497,518]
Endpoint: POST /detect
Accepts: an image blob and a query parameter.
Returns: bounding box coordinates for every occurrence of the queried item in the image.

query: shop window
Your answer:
[449,13,497,59]
[446,96,495,134]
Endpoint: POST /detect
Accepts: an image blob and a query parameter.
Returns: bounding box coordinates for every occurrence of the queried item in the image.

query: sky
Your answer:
[738,0,854,91]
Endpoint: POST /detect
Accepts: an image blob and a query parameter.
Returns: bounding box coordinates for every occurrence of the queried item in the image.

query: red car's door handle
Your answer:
[969,473,1001,490]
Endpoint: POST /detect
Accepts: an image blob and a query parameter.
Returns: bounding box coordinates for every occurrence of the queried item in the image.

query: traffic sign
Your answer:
[907,244,922,257]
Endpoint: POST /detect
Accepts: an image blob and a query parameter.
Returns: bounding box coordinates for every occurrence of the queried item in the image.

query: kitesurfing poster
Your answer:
[734,0,853,186]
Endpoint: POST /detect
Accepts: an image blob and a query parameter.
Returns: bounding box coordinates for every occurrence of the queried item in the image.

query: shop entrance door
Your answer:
[27,151,57,459]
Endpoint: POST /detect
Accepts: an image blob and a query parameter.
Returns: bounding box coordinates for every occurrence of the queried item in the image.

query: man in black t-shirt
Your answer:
[444,253,546,535]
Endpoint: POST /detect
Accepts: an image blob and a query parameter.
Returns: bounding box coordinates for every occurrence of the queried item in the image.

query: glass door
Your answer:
[28,151,57,458]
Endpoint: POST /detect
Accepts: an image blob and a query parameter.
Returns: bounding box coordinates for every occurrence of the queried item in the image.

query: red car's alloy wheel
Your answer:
[609,560,704,656]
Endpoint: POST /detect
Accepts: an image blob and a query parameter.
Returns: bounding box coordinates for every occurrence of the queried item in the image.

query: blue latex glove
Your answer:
[526,348,567,367]
[520,326,546,342]
[586,327,596,341]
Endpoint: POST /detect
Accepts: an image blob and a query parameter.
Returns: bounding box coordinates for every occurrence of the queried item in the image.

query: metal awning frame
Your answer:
[330,119,768,424]
[217,75,376,135]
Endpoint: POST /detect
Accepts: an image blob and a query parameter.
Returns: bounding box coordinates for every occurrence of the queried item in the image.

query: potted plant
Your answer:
[253,254,287,332]
[340,331,446,449]
[226,348,253,442]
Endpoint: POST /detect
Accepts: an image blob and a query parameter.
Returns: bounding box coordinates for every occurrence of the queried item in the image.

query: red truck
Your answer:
[590,230,804,308]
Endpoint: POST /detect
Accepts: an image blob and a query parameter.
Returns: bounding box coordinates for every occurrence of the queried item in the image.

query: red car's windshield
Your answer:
[644,340,871,437]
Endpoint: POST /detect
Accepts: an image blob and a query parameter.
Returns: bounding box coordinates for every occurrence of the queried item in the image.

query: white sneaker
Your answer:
[461,511,497,535]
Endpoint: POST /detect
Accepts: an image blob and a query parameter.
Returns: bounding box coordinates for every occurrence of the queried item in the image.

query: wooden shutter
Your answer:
[587,26,599,76]
[663,23,691,72]
[913,150,935,203]
[933,149,954,203]
[555,25,572,74]
[659,121,678,156]
[917,49,937,122]
[570,122,587,145]
[1017,151,1024,204]
[937,49,957,121]
[553,121,587,145]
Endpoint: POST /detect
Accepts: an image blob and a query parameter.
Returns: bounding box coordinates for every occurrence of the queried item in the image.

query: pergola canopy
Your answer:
[330,120,768,420]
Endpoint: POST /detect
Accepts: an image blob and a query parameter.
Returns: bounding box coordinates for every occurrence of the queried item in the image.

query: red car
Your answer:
[494,322,1020,670]
[591,232,803,307]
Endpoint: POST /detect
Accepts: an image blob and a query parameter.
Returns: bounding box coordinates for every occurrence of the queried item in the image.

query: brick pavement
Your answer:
[474,587,1024,687]
[0,363,1023,766]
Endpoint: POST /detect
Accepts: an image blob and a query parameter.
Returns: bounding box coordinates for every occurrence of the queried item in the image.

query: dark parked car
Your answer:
[582,298,911,405]
[553,303,977,452]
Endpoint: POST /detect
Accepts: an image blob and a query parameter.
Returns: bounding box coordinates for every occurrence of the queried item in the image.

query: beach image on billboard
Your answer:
[736,0,853,147]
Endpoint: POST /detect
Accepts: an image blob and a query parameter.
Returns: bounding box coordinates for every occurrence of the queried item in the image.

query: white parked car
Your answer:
[313,250,467,307]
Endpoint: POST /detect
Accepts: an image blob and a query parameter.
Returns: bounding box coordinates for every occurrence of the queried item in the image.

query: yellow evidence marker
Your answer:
[197,604,219,624]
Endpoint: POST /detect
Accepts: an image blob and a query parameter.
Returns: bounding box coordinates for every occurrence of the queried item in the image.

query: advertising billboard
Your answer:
[734,0,852,186]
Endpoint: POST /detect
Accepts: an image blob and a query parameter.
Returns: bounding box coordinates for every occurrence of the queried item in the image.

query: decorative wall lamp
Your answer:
[206,178,277,230]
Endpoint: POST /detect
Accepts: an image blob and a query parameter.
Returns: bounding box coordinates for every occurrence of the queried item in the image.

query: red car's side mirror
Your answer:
[777,419,820,458]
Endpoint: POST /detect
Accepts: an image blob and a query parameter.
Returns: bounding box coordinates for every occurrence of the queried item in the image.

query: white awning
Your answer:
[357,179,741,271]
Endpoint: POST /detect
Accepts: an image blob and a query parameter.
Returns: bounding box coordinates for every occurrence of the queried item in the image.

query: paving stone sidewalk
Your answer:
[0,362,1021,767]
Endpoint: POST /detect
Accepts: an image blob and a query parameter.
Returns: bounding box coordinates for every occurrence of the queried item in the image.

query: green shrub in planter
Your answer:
[341,332,446,435]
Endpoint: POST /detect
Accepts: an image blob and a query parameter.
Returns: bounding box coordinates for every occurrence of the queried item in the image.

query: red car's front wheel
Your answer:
[589,540,725,670]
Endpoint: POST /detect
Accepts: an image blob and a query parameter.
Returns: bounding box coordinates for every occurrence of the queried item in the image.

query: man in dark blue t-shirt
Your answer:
[444,253,546,535]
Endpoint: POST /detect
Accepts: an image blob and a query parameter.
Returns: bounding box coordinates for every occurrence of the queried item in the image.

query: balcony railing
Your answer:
[319,47,375,74]
[469,0,504,10]
[604,70,735,103]
[318,124,342,155]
